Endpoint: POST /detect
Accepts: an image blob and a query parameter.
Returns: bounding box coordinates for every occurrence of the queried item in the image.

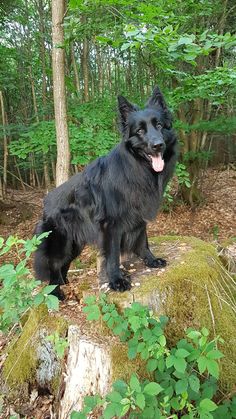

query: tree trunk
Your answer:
[37,0,48,117]
[0,91,8,196]
[96,45,103,96]
[81,15,89,102]
[52,0,70,186]
[59,325,111,418]
[71,42,80,95]
[29,66,40,123]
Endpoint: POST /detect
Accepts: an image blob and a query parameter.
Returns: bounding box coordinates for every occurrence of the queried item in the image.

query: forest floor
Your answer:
[0,167,236,418]
[0,167,235,243]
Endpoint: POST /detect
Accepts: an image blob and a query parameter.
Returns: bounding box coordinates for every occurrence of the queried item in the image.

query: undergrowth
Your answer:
[0,233,59,333]
[71,294,236,419]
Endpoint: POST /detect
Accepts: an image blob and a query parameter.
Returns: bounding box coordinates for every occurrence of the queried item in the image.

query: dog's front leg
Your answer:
[134,225,167,268]
[102,225,131,292]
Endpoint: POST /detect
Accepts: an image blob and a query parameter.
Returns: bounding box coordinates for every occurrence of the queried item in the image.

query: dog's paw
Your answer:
[51,286,66,301]
[63,276,69,284]
[109,273,132,292]
[145,257,167,268]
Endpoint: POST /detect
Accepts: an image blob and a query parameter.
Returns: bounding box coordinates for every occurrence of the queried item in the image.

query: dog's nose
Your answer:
[152,142,165,152]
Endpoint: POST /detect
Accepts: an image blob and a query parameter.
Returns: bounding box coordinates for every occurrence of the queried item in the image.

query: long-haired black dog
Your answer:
[34,87,178,299]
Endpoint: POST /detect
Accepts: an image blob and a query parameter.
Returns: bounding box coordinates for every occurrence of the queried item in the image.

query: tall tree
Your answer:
[0,90,8,196]
[52,0,70,186]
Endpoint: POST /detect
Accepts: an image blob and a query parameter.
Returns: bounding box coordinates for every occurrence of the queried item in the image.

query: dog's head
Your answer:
[118,86,176,172]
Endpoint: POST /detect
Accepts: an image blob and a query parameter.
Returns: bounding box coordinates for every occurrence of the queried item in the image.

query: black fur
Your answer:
[34,87,178,299]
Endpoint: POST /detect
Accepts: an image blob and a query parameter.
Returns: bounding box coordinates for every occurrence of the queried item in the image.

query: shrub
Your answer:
[71,295,236,419]
[0,234,59,333]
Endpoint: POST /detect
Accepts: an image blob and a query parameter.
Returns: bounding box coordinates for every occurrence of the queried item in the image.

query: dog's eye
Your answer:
[137,129,144,135]
[156,123,162,129]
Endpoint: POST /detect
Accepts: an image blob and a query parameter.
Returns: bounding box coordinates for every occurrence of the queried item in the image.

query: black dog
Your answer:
[34,87,178,299]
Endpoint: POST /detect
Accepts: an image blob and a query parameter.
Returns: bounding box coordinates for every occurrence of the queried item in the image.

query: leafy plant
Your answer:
[163,162,191,210]
[0,233,59,333]
[46,331,69,359]
[175,163,191,188]
[212,225,220,241]
[71,295,236,418]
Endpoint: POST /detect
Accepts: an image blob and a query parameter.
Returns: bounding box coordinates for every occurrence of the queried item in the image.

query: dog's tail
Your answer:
[33,205,82,283]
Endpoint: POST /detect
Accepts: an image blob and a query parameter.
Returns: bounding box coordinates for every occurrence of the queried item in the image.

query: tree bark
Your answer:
[81,15,89,102]
[52,0,70,186]
[37,0,48,116]
[71,42,80,95]
[59,325,112,418]
[0,91,8,196]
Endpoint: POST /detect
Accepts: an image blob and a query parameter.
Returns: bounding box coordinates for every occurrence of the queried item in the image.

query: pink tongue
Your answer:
[150,154,164,172]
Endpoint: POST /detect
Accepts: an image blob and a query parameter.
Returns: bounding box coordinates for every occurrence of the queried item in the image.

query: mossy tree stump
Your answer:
[2,305,67,413]
[59,236,236,417]
[2,236,236,418]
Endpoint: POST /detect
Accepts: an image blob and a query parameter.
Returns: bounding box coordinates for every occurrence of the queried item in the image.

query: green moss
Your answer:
[75,247,98,269]
[75,278,91,300]
[110,236,236,391]
[110,342,152,383]
[3,305,67,392]
[220,237,236,248]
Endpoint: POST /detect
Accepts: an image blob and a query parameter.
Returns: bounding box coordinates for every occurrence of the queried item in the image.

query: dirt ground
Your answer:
[0,167,235,243]
[0,167,235,418]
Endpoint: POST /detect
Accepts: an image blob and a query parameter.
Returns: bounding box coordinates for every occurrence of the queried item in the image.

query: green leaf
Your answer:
[0,264,16,280]
[83,304,100,321]
[128,345,137,360]
[142,406,155,418]
[187,330,201,340]
[201,327,209,337]
[120,398,130,405]
[107,391,122,403]
[206,359,219,379]
[200,398,218,412]
[129,315,141,332]
[199,336,207,347]
[166,354,175,368]
[33,293,44,306]
[143,382,163,396]
[189,374,200,393]
[136,393,145,410]
[157,357,165,373]
[130,374,141,392]
[175,348,190,358]
[178,36,195,45]
[140,347,149,360]
[103,403,117,419]
[198,356,208,374]
[147,358,158,372]
[43,285,57,294]
[175,378,188,395]
[153,325,164,336]
[84,296,96,305]
[159,334,166,347]
[206,350,224,360]
[84,395,103,409]
[120,403,130,417]
[70,411,84,419]
[174,357,187,373]
[142,329,152,341]
[199,412,213,419]
[171,397,180,410]
[45,294,59,311]
[113,380,127,395]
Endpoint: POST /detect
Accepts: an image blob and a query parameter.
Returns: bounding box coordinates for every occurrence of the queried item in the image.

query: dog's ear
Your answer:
[147,86,172,128]
[147,86,168,110]
[118,95,138,135]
